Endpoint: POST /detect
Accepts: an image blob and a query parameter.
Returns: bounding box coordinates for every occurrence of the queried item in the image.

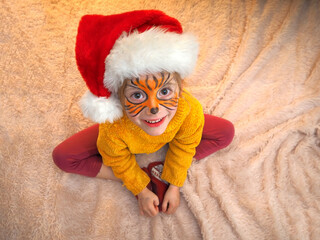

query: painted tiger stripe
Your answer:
[124,72,178,117]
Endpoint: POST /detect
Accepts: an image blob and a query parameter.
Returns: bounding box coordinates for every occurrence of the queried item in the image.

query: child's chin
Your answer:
[142,124,167,136]
[143,128,166,136]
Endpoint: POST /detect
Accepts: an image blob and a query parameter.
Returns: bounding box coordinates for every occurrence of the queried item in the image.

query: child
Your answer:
[52,10,234,217]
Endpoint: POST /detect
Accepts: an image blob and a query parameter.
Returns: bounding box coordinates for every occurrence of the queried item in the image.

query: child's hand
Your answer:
[162,184,180,214]
[137,187,160,217]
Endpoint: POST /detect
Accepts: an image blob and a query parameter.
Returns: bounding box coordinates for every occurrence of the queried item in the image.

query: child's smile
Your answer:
[124,72,179,136]
[144,116,166,127]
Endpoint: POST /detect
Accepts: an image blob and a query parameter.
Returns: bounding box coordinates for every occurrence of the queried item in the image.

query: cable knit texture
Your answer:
[97,91,204,195]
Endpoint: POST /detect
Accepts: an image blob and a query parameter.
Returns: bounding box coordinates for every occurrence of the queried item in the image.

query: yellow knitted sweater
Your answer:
[97,91,204,195]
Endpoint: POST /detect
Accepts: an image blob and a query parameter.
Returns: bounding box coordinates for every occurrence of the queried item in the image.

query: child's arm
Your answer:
[97,124,151,196]
[161,92,204,188]
[161,184,180,214]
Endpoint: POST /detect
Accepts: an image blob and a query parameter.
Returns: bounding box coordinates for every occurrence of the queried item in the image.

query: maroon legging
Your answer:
[52,114,234,177]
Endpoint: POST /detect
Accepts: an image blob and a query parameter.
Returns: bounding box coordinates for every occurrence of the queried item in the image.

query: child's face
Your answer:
[123,72,179,136]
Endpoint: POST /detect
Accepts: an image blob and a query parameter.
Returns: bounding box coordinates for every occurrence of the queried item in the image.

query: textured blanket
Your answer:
[1,0,320,239]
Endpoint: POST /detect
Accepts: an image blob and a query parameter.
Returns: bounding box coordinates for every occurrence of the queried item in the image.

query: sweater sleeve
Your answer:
[161,93,204,187]
[97,124,150,196]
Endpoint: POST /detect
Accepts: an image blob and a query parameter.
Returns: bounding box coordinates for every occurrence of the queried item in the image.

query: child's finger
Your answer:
[166,204,176,214]
[148,205,158,217]
[162,199,169,212]
[154,205,159,212]
[154,196,160,207]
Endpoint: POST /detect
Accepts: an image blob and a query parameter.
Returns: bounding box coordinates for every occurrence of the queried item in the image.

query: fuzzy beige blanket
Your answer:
[1,0,320,239]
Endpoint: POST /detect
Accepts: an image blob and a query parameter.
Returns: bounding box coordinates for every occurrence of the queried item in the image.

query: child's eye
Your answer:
[132,92,143,99]
[128,91,146,103]
[159,88,171,97]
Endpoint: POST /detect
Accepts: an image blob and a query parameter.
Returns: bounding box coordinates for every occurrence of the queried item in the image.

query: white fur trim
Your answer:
[104,27,199,92]
[79,91,123,123]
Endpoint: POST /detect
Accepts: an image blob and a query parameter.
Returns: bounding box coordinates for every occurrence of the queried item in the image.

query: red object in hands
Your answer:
[147,161,169,211]
[136,162,169,211]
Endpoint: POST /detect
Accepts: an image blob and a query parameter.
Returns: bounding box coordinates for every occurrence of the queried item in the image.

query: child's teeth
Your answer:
[146,118,162,123]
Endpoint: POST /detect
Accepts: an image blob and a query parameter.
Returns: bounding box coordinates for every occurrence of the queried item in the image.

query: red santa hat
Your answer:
[76,10,199,123]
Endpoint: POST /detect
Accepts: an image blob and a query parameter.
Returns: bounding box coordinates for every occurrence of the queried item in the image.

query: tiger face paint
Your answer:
[123,72,179,136]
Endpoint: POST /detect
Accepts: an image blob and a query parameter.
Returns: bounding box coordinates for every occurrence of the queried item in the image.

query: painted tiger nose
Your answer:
[150,107,159,114]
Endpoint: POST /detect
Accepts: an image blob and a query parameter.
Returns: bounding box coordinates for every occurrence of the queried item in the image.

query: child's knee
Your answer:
[221,120,235,148]
[52,145,71,172]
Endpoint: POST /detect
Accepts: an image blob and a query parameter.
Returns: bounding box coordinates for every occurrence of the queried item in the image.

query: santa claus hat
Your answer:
[76,10,199,123]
